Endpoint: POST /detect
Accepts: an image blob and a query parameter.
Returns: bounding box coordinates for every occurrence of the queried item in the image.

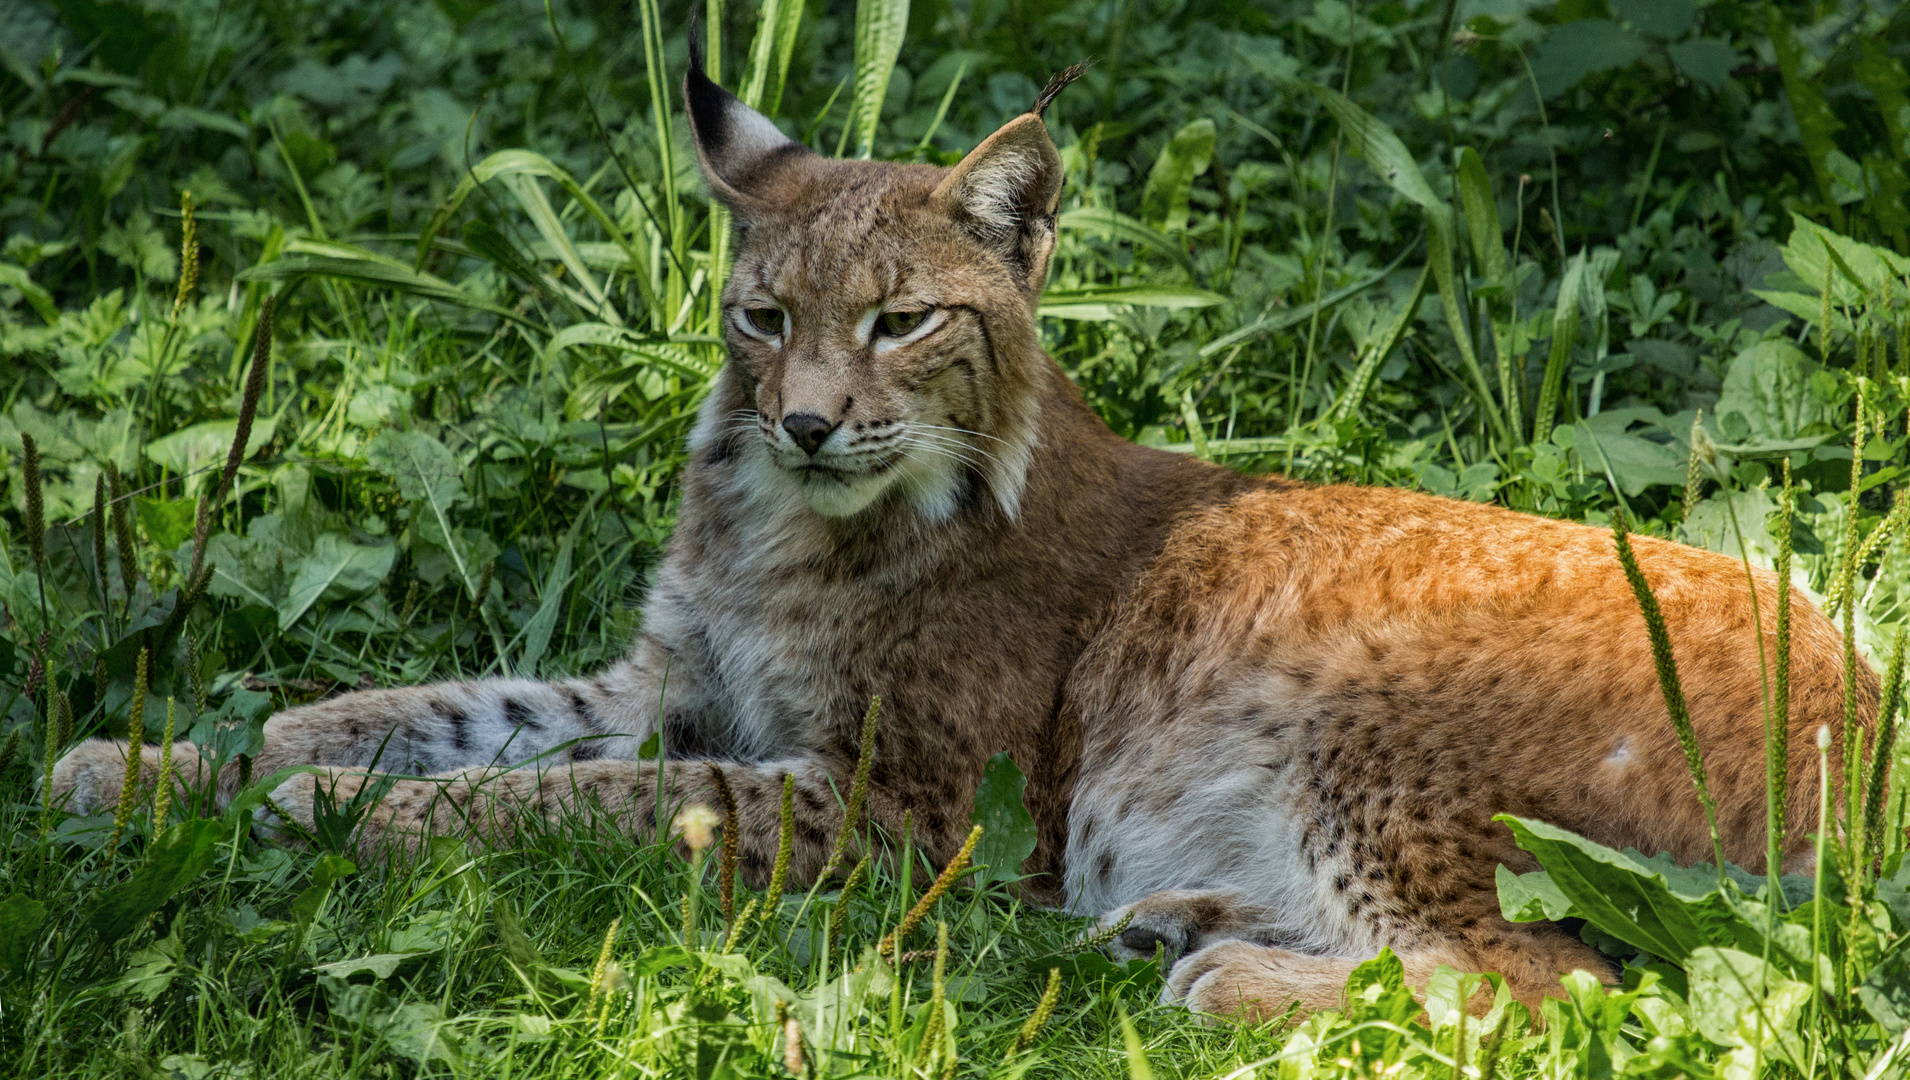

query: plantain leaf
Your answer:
[240,254,529,325]
[143,415,279,477]
[91,819,228,945]
[1331,262,1430,422]
[0,894,48,973]
[279,533,396,630]
[1039,285,1227,321]
[1532,251,1587,444]
[1455,148,1506,281]
[1139,118,1216,232]
[1531,20,1648,98]
[1060,207,1197,276]
[135,497,196,552]
[848,0,909,159]
[969,753,1036,885]
[1305,85,1437,211]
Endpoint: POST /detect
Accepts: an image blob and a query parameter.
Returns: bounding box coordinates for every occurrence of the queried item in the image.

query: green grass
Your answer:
[3,0,1910,1075]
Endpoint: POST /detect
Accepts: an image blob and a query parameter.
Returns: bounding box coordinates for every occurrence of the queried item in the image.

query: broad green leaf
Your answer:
[1497,815,1766,965]
[365,429,465,509]
[1496,864,1576,923]
[1608,0,1693,39]
[1305,85,1437,211]
[1021,950,1160,992]
[136,496,197,551]
[1573,409,1687,496]
[1668,38,1738,90]
[1686,947,1810,1067]
[91,819,229,944]
[849,0,909,159]
[365,429,477,599]
[0,263,58,324]
[1344,949,1419,1026]
[1713,339,1838,443]
[1531,20,1648,98]
[0,894,48,973]
[187,687,272,763]
[313,952,433,980]
[1039,285,1226,321]
[1139,118,1216,232]
[969,753,1037,885]
[1763,213,1909,306]
[122,931,182,1001]
[291,854,359,927]
[279,533,396,630]
[1060,207,1197,276]
[1861,950,1910,1035]
[143,415,279,477]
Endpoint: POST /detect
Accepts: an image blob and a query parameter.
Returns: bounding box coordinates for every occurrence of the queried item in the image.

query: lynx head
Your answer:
[684,58,1084,523]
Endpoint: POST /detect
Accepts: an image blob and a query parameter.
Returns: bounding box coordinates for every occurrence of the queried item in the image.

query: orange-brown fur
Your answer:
[51,62,1874,1024]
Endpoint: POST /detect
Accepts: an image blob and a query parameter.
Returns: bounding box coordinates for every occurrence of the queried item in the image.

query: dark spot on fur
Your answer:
[431,700,472,752]
[571,740,604,762]
[1097,850,1115,883]
[503,697,540,732]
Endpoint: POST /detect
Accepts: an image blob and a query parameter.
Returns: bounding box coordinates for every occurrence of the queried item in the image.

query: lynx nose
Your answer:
[782,412,838,456]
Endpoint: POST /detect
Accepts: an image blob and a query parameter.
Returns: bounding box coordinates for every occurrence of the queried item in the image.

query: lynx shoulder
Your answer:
[53,58,1874,1022]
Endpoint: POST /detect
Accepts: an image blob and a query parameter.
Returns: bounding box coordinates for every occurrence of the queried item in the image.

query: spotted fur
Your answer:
[53,64,1875,1023]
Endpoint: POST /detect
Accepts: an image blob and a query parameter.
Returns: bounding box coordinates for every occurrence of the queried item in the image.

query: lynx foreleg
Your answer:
[52,654,668,816]
[264,757,891,886]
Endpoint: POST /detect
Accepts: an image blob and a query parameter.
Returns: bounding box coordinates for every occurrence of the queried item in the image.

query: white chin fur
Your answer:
[796,469,896,518]
[787,450,964,521]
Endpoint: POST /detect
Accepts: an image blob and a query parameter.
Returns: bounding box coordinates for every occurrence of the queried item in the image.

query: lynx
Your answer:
[55,61,1872,1021]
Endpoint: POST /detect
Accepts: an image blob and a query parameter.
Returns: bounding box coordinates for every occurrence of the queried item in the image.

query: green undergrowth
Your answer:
[4,0,1910,1075]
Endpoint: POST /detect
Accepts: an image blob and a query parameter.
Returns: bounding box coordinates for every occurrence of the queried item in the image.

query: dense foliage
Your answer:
[3,0,1910,1075]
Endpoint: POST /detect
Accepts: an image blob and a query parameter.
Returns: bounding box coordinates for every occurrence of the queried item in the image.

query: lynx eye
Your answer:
[742,307,785,336]
[876,309,930,338]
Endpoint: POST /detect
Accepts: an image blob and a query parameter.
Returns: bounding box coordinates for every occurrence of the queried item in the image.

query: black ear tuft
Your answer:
[1032,61,1092,117]
[683,25,809,204]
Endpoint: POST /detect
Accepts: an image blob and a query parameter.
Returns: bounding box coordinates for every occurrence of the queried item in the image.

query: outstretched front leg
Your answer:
[51,640,683,816]
[264,755,904,887]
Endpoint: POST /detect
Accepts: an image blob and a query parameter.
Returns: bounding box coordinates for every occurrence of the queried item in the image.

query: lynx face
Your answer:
[718,184,1015,520]
[685,68,1065,522]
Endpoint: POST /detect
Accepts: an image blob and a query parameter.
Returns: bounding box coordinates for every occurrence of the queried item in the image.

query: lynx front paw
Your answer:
[1097,889,1269,967]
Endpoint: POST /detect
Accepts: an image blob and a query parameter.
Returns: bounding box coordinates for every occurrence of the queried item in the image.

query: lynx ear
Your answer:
[684,48,809,207]
[933,65,1085,291]
[933,114,1065,290]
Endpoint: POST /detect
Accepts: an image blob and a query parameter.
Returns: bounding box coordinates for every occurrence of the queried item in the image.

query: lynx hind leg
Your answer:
[1105,888,1611,1023]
